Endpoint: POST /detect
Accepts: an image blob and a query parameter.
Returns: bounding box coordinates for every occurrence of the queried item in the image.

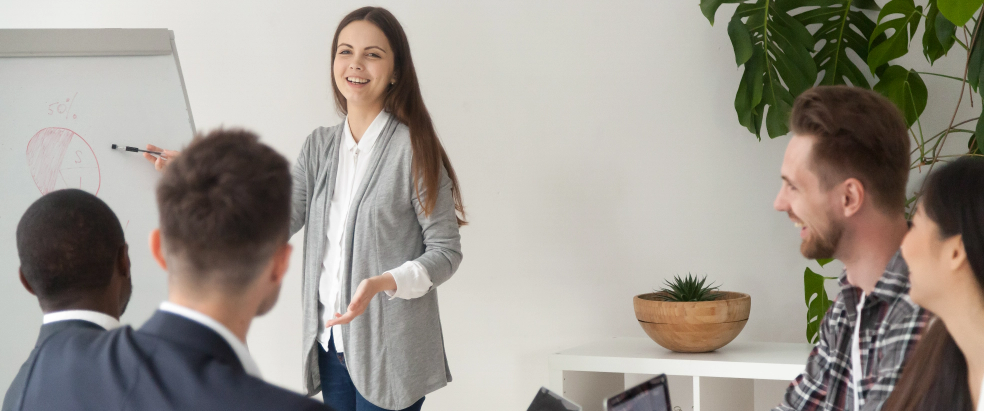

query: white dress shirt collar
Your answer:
[342,110,391,154]
[42,310,120,330]
[158,301,262,379]
[978,377,984,411]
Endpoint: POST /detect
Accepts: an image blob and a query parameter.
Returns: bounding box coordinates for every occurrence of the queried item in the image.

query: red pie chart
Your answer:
[26,127,101,196]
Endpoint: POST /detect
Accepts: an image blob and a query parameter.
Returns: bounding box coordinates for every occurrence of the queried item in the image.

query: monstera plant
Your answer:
[700,0,984,343]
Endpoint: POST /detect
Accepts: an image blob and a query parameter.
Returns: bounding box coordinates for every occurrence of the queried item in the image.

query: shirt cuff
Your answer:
[384,261,433,300]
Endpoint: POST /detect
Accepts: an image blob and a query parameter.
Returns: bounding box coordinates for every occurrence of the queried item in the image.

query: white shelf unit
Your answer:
[548,338,813,411]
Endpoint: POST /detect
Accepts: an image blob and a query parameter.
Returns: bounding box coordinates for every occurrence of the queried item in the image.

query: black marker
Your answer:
[111,144,165,157]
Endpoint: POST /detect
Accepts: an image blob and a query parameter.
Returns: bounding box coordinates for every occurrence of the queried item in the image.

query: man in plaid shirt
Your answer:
[771,86,930,411]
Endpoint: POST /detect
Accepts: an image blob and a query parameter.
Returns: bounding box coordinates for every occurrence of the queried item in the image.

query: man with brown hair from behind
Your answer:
[772,85,930,411]
[16,129,333,411]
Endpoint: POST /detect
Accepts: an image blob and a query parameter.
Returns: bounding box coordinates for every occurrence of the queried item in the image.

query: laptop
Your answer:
[604,374,672,411]
[527,387,582,411]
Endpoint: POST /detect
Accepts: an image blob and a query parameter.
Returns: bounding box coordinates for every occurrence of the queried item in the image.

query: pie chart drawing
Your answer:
[26,127,101,196]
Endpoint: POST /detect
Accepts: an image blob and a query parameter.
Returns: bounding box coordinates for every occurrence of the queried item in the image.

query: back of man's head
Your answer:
[790,85,910,214]
[156,128,291,300]
[16,189,129,314]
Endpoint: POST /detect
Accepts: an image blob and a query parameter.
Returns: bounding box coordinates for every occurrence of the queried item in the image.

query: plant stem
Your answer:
[937,154,984,160]
[910,118,981,156]
[910,85,927,152]
[918,71,971,82]
[928,10,984,178]
[956,37,970,51]
[827,0,853,85]
[911,129,925,162]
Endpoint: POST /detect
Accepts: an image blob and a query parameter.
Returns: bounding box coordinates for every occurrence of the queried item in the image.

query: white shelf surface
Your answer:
[548,337,815,411]
[550,337,813,381]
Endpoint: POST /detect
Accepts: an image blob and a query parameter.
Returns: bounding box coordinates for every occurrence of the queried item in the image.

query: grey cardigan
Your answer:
[290,117,462,410]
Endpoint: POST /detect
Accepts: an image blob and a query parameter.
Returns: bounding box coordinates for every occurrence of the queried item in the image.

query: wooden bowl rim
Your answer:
[635,291,750,303]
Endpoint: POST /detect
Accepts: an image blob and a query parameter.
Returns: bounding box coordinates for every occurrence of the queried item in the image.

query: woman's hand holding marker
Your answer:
[143,144,180,171]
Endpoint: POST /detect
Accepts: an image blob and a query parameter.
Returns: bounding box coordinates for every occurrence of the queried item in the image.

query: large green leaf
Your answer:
[938,0,983,27]
[973,117,984,154]
[924,0,957,64]
[805,267,836,344]
[728,16,754,65]
[970,117,984,155]
[970,134,982,155]
[796,0,881,88]
[868,0,924,72]
[873,66,928,127]
[730,0,818,139]
[700,0,744,25]
[968,21,984,93]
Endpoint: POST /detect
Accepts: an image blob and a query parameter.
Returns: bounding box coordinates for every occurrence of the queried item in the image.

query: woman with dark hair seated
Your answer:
[883,156,984,411]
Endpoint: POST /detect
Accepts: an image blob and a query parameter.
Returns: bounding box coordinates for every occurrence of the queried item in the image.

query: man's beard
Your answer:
[801,215,844,260]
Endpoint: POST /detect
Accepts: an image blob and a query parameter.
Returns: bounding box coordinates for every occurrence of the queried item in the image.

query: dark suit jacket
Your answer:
[2,320,104,411]
[16,310,332,411]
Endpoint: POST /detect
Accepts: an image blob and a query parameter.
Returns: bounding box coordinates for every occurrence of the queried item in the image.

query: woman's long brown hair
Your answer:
[330,7,466,226]
[882,320,971,411]
[882,157,984,411]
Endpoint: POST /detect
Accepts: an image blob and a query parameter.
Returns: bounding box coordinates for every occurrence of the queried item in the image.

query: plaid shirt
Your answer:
[774,252,930,411]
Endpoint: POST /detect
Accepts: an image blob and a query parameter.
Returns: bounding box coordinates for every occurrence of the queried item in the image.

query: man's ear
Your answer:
[118,243,132,279]
[270,243,293,285]
[149,229,167,270]
[841,178,866,218]
[19,268,36,296]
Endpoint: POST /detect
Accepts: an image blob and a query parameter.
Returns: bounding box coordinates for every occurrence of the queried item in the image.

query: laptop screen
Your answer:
[605,374,671,411]
[527,387,581,411]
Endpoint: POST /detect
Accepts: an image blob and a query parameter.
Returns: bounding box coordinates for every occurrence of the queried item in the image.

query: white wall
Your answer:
[0,1,972,410]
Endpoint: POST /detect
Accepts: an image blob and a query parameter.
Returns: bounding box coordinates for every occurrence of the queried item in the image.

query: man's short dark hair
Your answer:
[16,189,125,301]
[790,85,911,213]
[156,128,291,290]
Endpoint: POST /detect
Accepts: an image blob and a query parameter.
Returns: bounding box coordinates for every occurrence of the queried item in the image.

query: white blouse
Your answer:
[317,110,433,354]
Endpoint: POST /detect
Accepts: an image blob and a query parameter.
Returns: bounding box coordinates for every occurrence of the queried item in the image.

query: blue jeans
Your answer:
[318,335,425,411]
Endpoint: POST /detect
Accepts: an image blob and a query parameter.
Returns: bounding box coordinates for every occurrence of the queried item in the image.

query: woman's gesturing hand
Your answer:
[143,144,181,171]
[326,273,397,327]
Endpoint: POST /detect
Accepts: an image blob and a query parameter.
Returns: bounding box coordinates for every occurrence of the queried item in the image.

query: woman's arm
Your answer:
[407,165,462,289]
[144,134,317,239]
[289,132,319,237]
[326,164,462,327]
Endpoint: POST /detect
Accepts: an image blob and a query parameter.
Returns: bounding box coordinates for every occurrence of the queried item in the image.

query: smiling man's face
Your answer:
[774,134,845,259]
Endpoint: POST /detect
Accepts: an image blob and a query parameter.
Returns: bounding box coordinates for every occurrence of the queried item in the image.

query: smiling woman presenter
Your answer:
[291,7,465,411]
[144,7,465,411]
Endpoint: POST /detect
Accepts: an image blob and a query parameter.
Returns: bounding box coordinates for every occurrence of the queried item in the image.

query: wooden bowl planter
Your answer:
[633,291,751,353]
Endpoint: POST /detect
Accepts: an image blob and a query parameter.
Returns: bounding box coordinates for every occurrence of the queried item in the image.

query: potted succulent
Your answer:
[634,274,751,353]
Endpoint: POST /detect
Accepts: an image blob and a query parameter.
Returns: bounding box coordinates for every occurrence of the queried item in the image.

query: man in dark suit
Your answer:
[2,189,132,411]
[17,129,332,411]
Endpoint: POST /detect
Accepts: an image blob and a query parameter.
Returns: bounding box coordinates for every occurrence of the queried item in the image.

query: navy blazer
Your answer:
[17,310,332,411]
[2,320,104,411]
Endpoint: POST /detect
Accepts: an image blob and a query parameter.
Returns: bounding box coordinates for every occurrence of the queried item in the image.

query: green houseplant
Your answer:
[656,273,723,302]
[699,0,984,343]
[634,274,751,352]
